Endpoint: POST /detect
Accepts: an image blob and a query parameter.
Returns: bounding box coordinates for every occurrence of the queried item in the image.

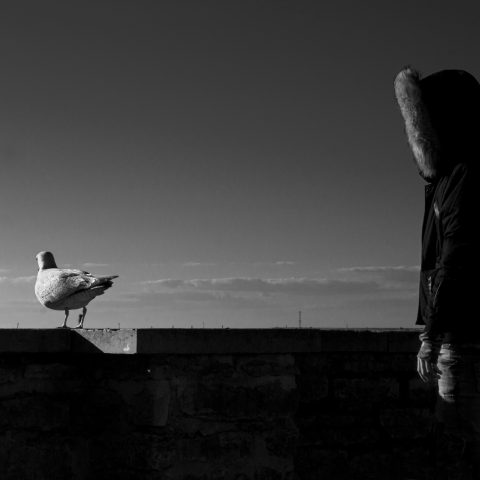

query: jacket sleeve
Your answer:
[417,330,442,360]
[427,164,477,336]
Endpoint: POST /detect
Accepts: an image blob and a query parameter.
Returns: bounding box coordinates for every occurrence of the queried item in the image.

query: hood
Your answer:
[394,67,480,181]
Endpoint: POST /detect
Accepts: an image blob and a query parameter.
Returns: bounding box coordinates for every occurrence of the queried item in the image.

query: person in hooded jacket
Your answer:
[395,67,480,478]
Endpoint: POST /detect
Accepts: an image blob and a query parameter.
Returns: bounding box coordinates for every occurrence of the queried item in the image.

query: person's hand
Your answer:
[417,355,440,382]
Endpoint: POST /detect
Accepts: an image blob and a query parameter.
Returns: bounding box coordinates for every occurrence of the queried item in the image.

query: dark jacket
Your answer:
[418,162,479,342]
[395,68,480,343]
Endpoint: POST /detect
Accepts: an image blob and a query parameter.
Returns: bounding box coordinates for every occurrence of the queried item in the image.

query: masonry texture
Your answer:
[0,328,437,480]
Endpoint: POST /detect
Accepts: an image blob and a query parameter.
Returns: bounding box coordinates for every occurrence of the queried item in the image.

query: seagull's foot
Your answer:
[57,325,70,328]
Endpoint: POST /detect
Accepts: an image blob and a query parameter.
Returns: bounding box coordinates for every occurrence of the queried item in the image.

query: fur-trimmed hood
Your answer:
[394,67,480,181]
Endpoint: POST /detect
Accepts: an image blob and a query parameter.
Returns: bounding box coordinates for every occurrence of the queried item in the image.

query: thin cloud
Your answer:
[141,277,381,296]
[253,261,297,267]
[142,279,185,288]
[338,265,420,273]
[12,275,36,283]
[336,265,419,288]
[181,262,216,267]
[116,289,271,309]
[82,263,110,268]
[0,275,36,284]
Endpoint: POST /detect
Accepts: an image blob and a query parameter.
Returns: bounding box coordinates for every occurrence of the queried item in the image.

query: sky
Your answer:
[1,0,479,329]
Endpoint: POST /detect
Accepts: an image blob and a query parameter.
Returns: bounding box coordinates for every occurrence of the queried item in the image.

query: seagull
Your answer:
[34,251,118,328]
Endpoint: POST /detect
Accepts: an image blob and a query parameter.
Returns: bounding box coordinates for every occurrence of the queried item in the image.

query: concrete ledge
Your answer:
[0,328,422,354]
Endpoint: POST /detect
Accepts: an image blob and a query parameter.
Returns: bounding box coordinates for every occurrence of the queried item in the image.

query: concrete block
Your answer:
[71,328,136,353]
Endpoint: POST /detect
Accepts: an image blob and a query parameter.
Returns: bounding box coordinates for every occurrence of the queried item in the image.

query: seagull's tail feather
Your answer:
[93,275,118,289]
[96,275,119,282]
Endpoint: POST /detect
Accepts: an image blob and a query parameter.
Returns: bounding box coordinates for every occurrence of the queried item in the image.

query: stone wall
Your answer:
[0,329,436,479]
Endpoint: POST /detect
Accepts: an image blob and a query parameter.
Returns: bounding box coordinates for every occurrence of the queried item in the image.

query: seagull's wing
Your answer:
[55,269,96,292]
[56,270,118,291]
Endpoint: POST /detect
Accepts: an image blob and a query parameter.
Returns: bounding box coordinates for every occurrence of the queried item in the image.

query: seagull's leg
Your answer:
[74,307,87,329]
[80,307,87,328]
[60,308,69,328]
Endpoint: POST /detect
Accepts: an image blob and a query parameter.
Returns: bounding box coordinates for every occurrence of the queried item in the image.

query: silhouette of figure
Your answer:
[395,67,480,479]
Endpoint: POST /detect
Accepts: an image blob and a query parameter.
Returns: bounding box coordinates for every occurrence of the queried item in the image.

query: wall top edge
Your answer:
[0,328,421,354]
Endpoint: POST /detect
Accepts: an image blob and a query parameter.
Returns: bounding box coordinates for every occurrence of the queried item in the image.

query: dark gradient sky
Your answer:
[1,1,479,328]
